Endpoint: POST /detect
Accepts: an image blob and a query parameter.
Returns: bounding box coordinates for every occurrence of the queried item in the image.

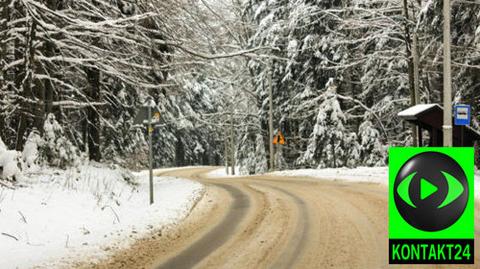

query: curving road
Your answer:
[89,167,480,269]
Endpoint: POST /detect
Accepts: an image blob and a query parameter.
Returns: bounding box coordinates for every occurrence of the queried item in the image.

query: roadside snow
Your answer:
[271,167,480,200]
[0,165,204,269]
[207,166,241,178]
[135,166,205,177]
[271,167,388,184]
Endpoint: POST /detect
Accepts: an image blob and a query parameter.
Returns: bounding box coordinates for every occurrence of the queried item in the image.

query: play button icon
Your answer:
[393,151,469,231]
[420,178,438,200]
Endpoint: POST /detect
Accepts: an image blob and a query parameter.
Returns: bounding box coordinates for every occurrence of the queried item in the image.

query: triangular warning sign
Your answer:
[278,131,286,145]
[273,135,278,145]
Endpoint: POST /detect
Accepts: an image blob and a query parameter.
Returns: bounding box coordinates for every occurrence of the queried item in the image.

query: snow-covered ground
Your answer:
[208,166,388,182]
[271,166,389,184]
[0,165,204,269]
[207,166,241,178]
[209,165,480,200]
[272,167,480,200]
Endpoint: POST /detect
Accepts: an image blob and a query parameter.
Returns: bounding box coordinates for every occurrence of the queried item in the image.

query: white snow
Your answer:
[22,131,42,171]
[207,166,241,178]
[0,150,22,181]
[0,165,204,269]
[0,136,6,153]
[397,104,439,118]
[134,166,205,177]
[270,166,388,184]
[271,167,480,200]
[209,166,480,201]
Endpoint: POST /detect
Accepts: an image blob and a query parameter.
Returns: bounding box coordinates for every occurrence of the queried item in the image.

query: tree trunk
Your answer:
[230,110,235,175]
[402,0,418,146]
[33,71,45,133]
[16,19,36,151]
[43,0,57,122]
[85,67,101,161]
[0,1,9,139]
[175,132,185,166]
[224,122,229,175]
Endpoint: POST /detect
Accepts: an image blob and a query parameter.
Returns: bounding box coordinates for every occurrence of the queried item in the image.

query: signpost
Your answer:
[454,104,471,147]
[454,104,471,126]
[273,131,286,170]
[134,98,160,205]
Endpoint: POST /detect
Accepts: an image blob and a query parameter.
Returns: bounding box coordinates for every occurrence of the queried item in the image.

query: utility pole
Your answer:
[0,1,7,90]
[402,0,418,147]
[268,60,275,171]
[413,31,421,146]
[147,100,154,204]
[413,33,420,105]
[224,121,229,175]
[443,0,453,146]
[133,98,158,204]
[230,108,235,175]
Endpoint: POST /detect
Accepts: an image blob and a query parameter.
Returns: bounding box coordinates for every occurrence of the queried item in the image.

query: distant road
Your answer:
[90,167,480,269]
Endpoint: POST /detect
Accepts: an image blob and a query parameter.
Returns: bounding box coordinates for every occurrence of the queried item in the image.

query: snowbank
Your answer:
[271,166,388,184]
[0,165,204,269]
[207,166,241,178]
[134,166,205,177]
[0,150,22,181]
[271,167,480,200]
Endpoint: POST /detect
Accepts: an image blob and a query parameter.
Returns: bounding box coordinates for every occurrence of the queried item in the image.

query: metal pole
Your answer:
[443,0,453,147]
[276,143,281,169]
[413,33,420,105]
[268,60,275,171]
[230,109,235,175]
[403,0,418,147]
[148,104,154,204]
[413,32,421,146]
[224,122,229,175]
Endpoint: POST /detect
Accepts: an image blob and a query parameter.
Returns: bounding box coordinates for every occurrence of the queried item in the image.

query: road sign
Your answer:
[134,106,161,125]
[278,131,285,145]
[133,98,159,205]
[153,112,161,121]
[273,132,286,145]
[454,104,471,126]
[273,134,278,145]
[389,147,474,264]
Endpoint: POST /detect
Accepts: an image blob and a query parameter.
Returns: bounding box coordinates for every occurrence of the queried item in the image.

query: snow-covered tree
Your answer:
[344,132,361,168]
[255,134,268,174]
[40,114,81,169]
[22,130,42,170]
[358,120,386,167]
[238,133,256,175]
[298,81,349,168]
[0,135,21,181]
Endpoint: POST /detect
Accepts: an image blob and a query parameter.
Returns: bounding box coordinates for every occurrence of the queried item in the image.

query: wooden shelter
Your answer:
[398,104,480,166]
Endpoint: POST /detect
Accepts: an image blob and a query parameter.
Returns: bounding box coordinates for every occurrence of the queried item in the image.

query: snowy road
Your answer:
[89,167,480,269]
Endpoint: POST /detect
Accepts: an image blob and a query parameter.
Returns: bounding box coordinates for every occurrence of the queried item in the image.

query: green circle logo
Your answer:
[394,151,469,231]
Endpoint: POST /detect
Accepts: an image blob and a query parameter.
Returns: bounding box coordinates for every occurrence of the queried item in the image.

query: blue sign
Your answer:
[454,104,471,126]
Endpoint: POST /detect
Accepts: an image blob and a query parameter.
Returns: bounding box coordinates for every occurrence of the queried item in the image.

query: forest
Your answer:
[0,0,479,176]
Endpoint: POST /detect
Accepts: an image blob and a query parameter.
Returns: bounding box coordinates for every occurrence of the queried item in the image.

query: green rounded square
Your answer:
[389,147,474,239]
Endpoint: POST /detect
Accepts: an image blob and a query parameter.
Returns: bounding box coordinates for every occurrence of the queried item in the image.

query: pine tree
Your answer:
[41,114,81,169]
[298,80,348,168]
[255,134,268,174]
[358,120,386,166]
